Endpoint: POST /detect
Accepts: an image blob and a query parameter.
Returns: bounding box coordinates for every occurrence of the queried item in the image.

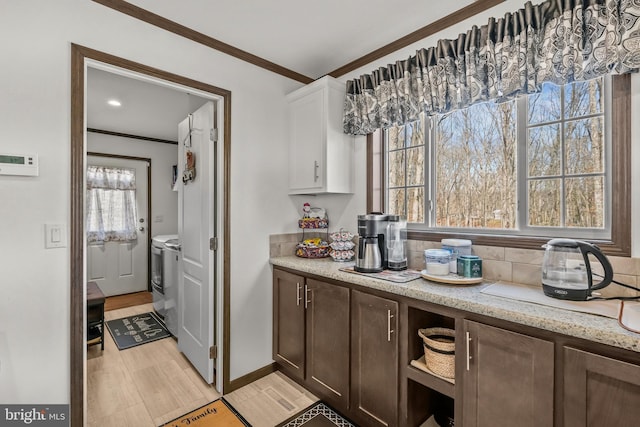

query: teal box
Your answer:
[457,255,482,278]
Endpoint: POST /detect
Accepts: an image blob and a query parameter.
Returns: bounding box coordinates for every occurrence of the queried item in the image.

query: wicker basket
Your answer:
[418,327,455,379]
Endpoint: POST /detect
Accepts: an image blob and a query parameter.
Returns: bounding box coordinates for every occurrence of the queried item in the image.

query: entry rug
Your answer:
[161,398,250,427]
[340,266,422,283]
[276,402,355,427]
[105,311,170,350]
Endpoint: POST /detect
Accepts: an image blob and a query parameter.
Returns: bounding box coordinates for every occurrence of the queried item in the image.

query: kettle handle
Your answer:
[577,241,613,291]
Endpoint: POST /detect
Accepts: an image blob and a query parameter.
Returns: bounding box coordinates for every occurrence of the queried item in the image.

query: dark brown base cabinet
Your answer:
[564,347,640,427]
[461,320,554,427]
[273,266,640,427]
[273,269,305,381]
[273,269,351,413]
[351,290,398,427]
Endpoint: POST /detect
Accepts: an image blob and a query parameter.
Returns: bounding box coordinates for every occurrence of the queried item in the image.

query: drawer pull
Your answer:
[387,310,394,342]
[466,331,472,371]
[296,282,302,306]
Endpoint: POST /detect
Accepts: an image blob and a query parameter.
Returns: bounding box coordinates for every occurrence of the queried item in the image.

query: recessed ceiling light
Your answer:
[107,99,122,107]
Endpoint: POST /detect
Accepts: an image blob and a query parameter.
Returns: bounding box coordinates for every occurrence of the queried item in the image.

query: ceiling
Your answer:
[87,0,497,141]
[108,0,484,81]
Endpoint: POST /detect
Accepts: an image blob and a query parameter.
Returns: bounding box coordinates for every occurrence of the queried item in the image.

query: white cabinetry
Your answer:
[287,76,354,194]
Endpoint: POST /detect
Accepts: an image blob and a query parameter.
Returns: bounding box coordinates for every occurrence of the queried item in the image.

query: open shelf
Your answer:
[406,364,455,399]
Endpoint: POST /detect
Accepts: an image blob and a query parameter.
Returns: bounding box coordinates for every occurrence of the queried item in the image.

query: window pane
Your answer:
[565,78,603,119]
[435,100,516,229]
[387,125,402,150]
[406,187,424,223]
[564,117,604,175]
[528,124,561,177]
[565,176,604,228]
[528,179,561,226]
[388,188,405,217]
[528,83,561,124]
[406,147,424,186]
[408,121,424,147]
[388,150,405,187]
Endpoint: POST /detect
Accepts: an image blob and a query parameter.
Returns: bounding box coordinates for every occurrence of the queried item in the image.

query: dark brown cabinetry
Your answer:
[273,265,640,427]
[351,290,399,427]
[461,320,554,427]
[564,347,640,427]
[306,278,350,410]
[273,270,351,412]
[273,269,305,381]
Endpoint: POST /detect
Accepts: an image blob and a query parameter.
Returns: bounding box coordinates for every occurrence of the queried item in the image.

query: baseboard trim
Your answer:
[227,363,276,393]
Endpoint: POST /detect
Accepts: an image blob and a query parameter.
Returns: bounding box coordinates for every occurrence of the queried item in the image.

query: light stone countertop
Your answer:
[270,256,640,354]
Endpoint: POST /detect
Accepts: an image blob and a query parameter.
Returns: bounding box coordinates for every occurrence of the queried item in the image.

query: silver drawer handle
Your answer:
[305,285,311,309]
[314,160,319,182]
[466,331,472,371]
[387,310,394,342]
[296,283,302,306]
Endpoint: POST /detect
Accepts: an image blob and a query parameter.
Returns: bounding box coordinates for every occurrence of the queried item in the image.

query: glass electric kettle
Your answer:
[541,238,613,301]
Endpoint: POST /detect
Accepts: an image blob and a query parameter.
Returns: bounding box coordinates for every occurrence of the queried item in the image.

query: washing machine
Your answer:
[150,234,178,318]
[163,238,181,336]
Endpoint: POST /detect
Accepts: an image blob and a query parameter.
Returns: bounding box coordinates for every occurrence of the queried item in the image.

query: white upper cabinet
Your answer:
[287,76,354,194]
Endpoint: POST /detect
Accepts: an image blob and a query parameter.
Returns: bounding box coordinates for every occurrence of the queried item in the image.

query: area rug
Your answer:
[161,398,250,427]
[275,402,355,427]
[105,311,171,350]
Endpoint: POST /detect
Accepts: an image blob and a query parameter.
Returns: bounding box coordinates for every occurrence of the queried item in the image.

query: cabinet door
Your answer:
[306,279,350,410]
[288,86,324,192]
[564,347,640,427]
[462,320,554,427]
[351,290,398,427]
[273,269,305,380]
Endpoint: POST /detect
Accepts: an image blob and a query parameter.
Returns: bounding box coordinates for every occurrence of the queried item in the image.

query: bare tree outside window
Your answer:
[384,77,608,237]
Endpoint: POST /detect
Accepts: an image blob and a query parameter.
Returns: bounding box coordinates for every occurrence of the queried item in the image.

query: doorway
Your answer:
[86,154,150,297]
[70,44,232,426]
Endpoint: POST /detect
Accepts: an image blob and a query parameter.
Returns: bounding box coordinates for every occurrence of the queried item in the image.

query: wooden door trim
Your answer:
[70,43,232,426]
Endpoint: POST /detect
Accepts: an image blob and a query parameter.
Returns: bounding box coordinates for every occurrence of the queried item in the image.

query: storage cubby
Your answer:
[405,306,456,426]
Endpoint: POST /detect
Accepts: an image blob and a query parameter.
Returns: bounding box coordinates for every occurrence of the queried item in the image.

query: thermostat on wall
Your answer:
[0,153,38,176]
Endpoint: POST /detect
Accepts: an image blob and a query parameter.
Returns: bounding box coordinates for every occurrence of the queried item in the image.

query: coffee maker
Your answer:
[355,214,389,273]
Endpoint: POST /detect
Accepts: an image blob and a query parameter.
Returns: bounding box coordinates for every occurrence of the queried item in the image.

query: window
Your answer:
[376,75,630,255]
[86,166,138,243]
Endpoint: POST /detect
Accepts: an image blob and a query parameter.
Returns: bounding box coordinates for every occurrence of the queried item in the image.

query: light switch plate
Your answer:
[45,223,67,248]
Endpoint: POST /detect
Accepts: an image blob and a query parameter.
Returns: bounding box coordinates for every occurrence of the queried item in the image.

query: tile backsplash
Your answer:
[270,233,640,298]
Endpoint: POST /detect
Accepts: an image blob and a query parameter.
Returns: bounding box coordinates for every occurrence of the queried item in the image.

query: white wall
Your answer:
[88,134,179,237]
[0,0,301,403]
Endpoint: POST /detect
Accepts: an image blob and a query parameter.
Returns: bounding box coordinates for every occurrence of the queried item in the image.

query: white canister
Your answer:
[441,239,472,273]
[424,249,452,275]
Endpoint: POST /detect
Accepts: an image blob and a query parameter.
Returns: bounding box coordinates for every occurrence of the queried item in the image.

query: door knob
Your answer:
[139,227,145,232]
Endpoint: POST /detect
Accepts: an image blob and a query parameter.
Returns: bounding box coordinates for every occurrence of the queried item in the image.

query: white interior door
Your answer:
[178,101,217,384]
[86,155,149,297]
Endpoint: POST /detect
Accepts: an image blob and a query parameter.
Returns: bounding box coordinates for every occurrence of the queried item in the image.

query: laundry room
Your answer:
[85,65,213,361]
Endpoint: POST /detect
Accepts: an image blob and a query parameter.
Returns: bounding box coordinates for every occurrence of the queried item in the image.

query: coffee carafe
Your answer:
[386,215,407,271]
[355,214,389,273]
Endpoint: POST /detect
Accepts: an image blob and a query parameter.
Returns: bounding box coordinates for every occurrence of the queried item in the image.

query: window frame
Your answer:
[368,74,631,257]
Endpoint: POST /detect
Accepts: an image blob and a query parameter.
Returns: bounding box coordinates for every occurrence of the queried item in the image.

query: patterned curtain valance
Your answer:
[343,0,640,135]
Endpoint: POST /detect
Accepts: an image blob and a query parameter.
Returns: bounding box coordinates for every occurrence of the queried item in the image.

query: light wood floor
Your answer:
[87,302,317,427]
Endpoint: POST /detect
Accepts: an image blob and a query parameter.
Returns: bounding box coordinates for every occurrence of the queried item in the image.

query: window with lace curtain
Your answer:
[86,165,138,243]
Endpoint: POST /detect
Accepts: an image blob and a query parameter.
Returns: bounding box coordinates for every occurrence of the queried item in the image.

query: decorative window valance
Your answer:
[343,0,640,135]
